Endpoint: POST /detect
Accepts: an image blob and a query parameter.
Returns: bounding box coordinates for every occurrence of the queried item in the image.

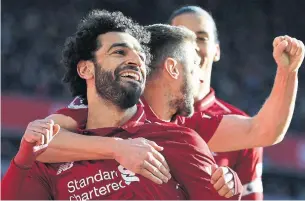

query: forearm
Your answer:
[36,128,122,163]
[252,68,298,146]
[209,69,297,152]
[36,147,102,163]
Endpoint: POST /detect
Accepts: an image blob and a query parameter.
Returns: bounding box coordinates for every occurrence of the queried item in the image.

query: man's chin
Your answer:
[179,106,194,118]
[117,99,139,110]
[116,91,142,110]
[119,79,144,87]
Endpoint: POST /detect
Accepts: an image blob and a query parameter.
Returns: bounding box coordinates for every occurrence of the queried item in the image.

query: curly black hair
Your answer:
[62,9,151,103]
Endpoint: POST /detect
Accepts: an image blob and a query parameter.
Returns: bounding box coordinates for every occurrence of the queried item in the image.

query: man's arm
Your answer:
[37,113,120,162]
[38,114,171,184]
[36,113,120,162]
[2,119,57,199]
[208,36,304,152]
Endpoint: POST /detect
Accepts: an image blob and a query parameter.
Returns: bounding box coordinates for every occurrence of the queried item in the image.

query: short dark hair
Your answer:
[62,9,150,103]
[168,6,219,43]
[145,24,196,77]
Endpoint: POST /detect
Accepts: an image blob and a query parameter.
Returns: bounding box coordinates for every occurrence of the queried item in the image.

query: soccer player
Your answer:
[2,10,243,200]
[39,23,241,197]
[35,17,303,188]
[26,6,303,198]
[169,6,263,199]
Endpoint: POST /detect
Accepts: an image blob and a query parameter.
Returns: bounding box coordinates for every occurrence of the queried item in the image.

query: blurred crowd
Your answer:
[2,0,305,132]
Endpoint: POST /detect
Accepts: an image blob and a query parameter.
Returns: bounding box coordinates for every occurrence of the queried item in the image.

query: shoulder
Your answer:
[55,97,88,124]
[184,112,223,132]
[140,121,198,135]
[138,121,210,149]
[67,96,88,109]
[56,96,88,119]
[215,97,249,116]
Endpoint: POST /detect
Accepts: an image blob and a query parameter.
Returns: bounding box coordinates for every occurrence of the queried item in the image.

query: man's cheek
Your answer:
[197,43,208,55]
[190,77,199,96]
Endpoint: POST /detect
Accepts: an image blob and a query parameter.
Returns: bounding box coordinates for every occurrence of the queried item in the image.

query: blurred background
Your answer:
[1,0,305,199]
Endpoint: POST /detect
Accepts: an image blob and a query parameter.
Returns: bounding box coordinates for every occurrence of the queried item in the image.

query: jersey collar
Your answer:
[194,88,216,112]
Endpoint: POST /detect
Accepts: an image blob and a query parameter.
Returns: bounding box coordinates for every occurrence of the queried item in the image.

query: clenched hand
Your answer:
[113,138,171,184]
[14,119,60,168]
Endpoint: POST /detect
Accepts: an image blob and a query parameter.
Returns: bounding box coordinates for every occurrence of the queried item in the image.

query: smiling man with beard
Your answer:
[94,62,144,110]
[1,10,243,200]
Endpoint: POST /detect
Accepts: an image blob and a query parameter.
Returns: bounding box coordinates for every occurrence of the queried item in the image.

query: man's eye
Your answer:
[113,50,126,55]
[197,37,208,42]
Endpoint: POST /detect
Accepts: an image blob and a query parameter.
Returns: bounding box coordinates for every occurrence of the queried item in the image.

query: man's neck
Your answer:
[86,92,137,129]
[144,81,176,122]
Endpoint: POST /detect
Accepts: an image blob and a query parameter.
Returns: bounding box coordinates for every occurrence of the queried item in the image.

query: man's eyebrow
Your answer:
[196,31,209,36]
[107,42,143,53]
[107,43,130,53]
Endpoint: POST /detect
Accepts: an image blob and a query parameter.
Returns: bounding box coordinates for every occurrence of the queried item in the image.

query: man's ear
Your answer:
[213,44,221,62]
[164,57,179,79]
[77,60,94,80]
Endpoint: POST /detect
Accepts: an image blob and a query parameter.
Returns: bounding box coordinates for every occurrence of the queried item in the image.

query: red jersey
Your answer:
[189,88,264,200]
[58,97,223,134]
[55,93,262,199]
[2,105,242,200]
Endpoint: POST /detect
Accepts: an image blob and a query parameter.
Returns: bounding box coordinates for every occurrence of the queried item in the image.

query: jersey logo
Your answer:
[118,165,140,185]
[57,162,74,175]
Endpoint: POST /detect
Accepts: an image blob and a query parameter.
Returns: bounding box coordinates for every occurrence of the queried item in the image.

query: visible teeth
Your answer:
[120,72,140,81]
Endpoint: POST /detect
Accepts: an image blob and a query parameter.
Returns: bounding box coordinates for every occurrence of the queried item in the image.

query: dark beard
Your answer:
[94,62,144,110]
[170,71,194,118]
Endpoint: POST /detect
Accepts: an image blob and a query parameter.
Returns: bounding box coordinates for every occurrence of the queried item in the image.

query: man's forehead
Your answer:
[98,32,142,51]
[172,13,215,35]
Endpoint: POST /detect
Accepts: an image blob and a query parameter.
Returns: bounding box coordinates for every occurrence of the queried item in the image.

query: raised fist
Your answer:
[273,35,305,72]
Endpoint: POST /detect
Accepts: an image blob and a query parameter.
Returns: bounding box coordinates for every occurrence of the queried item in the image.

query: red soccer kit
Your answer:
[2,105,242,200]
[55,92,263,199]
[185,88,263,200]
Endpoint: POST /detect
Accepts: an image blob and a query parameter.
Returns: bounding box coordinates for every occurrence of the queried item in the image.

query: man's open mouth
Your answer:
[119,70,142,82]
